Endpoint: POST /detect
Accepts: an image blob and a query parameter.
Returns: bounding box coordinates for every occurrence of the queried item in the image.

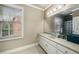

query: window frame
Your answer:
[0,4,24,41]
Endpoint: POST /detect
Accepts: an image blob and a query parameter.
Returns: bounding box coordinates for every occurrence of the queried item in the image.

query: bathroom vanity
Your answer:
[38,33,79,54]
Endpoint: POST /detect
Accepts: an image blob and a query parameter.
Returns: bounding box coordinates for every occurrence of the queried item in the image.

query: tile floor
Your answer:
[12,45,45,54]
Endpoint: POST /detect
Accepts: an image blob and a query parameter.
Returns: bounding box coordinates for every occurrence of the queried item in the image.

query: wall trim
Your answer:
[26,4,44,11]
[44,4,52,10]
[1,43,38,54]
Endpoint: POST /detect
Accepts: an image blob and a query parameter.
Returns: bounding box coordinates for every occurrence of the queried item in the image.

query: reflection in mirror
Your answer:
[72,10,79,34]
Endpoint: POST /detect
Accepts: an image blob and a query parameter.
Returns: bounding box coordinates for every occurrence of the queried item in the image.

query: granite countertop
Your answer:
[39,33,79,53]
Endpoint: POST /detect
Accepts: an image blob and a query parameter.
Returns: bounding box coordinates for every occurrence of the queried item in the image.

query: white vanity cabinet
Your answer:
[39,35,57,54]
[38,34,77,54]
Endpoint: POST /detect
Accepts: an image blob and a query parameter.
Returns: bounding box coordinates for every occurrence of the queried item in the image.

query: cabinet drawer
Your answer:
[57,44,76,54]
[39,36,57,47]
[42,37,57,48]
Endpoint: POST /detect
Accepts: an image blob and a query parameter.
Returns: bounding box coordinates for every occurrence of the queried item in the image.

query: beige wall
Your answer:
[43,15,55,33]
[43,6,54,33]
[0,4,44,52]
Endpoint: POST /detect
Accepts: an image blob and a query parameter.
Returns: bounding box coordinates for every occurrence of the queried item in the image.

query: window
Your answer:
[0,5,23,40]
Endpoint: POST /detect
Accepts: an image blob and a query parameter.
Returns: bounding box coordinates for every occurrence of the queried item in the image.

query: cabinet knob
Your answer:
[65,51,68,53]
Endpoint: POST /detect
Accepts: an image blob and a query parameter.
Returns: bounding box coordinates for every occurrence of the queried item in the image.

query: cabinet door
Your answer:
[57,44,76,54]
[47,43,57,54]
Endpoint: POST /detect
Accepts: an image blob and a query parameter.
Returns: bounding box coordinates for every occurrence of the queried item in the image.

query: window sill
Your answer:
[0,36,23,41]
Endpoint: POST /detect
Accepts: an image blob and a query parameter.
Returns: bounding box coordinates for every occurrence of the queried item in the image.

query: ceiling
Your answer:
[32,4,51,10]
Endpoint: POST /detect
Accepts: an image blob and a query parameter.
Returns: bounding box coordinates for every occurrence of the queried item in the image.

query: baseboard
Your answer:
[1,43,38,54]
